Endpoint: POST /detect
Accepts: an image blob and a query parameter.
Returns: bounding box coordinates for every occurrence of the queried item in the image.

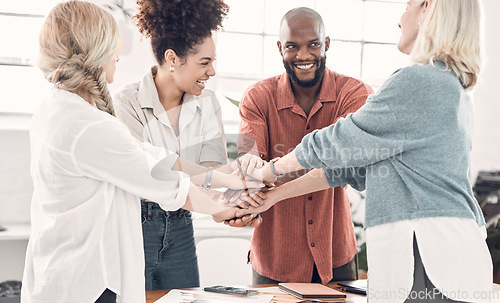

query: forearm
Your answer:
[273,168,310,187]
[272,168,330,201]
[182,183,226,215]
[172,157,229,188]
[212,162,234,174]
[234,168,330,218]
[261,149,305,181]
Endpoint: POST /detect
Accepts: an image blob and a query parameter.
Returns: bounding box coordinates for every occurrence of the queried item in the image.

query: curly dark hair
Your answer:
[134,0,229,65]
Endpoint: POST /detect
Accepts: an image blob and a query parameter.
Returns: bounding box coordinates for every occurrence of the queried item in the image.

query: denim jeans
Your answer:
[94,289,116,303]
[141,201,200,290]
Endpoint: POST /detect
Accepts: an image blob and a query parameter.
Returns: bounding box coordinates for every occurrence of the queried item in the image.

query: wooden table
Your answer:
[146,282,366,303]
[146,282,500,303]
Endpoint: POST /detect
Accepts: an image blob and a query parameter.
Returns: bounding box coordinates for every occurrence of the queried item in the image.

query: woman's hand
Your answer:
[212,206,240,223]
[220,170,265,190]
[235,154,264,177]
[223,188,267,208]
[231,154,277,183]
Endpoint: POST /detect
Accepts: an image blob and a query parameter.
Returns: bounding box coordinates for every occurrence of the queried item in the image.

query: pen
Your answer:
[339,287,366,295]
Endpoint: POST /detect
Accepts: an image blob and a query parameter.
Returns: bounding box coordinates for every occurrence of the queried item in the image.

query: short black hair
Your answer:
[135,0,229,65]
[280,7,325,39]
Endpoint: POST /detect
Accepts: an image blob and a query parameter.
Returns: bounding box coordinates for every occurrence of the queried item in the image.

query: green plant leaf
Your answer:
[225,96,240,107]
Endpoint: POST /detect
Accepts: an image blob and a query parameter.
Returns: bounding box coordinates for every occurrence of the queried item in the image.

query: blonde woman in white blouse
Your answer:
[21,2,262,303]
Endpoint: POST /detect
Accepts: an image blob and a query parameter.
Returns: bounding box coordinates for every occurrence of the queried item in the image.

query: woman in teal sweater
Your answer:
[235,0,493,301]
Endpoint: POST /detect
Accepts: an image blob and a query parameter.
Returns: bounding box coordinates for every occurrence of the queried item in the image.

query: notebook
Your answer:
[337,279,367,295]
[278,283,346,299]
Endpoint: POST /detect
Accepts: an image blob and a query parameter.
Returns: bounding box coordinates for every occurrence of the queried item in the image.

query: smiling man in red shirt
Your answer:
[237,7,373,284]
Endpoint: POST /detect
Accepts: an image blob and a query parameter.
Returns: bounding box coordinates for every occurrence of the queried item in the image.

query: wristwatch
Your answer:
[269,157,285,178]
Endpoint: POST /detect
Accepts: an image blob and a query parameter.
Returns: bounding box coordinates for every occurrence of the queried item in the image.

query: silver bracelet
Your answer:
[270,158,285,178]
[202,167,213,191]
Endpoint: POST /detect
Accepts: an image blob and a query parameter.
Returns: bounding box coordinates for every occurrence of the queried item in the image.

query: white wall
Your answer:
[471,0,500,178]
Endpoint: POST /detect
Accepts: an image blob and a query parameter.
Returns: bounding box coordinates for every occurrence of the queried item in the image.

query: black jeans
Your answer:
[94,289,116,303]
[252,254,358,284]
[404,236,461,303]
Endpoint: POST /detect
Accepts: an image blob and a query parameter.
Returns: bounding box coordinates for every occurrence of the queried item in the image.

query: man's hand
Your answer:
[234,187,279,218]
[224,214,263,228]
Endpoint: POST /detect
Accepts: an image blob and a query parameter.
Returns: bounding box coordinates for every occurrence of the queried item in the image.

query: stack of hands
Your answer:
[212,154,280,227]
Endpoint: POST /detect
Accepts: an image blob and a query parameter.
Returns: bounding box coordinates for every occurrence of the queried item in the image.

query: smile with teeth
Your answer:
[295,63,315,70]
[196,80,207,87]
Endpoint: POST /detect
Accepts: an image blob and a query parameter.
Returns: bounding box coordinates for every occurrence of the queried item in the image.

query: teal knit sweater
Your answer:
[295,61,485,228]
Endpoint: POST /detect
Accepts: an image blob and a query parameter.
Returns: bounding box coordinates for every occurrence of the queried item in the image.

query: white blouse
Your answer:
[21,89,190,303]
[366,217,493,303]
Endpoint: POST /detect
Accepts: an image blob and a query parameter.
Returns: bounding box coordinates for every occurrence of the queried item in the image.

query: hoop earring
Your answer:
[169,66,175,73]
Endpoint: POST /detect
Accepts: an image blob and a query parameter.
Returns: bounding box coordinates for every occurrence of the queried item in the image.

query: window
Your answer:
[0,0,408,116]
[0,2,59,114]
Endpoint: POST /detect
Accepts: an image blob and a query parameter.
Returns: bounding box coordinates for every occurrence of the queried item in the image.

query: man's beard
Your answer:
[283,56,326,88]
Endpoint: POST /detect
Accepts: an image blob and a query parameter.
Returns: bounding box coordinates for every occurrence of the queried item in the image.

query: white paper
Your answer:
[250,286,284,294]
[154,289,274,303]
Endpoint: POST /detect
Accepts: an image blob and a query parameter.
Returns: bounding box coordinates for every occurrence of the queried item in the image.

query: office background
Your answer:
[1,0,499,286]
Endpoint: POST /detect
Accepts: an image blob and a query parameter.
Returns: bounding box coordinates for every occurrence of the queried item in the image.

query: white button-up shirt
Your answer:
[21,88,190,303]
[113,66,227,165]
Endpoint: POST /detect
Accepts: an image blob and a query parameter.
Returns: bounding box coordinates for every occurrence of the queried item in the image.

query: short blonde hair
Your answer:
[38,1,120,115]
[410,0,483,89]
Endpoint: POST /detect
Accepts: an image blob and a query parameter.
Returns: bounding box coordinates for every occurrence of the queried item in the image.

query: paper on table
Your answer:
[154,289,274,303]
[251,286,283,294]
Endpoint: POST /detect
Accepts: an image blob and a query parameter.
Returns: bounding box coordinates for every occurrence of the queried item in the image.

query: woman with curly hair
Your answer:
[22,1,261,302]
[113,0,254,291]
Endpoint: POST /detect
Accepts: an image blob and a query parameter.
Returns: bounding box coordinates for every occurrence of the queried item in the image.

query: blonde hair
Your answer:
[410,0,483,89]
[38,1,120,115]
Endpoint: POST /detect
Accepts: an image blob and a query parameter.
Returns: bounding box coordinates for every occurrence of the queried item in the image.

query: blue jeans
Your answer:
[141,201,200,290]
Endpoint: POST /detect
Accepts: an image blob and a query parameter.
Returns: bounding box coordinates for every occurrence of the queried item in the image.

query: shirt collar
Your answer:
[276,68,338,111]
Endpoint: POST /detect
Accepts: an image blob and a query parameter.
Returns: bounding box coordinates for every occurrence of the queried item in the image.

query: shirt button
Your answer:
[308,196,313,200]
[308,220,313,225]
[306,125,310,130]
[311,243,315,247]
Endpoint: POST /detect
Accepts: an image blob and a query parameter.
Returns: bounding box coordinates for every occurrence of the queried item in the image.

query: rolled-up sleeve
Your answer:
[238,90,269,158]
[322,167,366,191]
[72,119,189,211]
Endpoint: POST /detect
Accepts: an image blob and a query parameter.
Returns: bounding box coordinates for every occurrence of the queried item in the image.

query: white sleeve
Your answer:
[72,119,190,211]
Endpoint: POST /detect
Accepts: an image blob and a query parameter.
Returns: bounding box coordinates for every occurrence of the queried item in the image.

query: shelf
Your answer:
[0,223,30,241]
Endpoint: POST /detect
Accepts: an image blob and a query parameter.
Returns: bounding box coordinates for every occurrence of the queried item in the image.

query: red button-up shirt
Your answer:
[238,68,373,283]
